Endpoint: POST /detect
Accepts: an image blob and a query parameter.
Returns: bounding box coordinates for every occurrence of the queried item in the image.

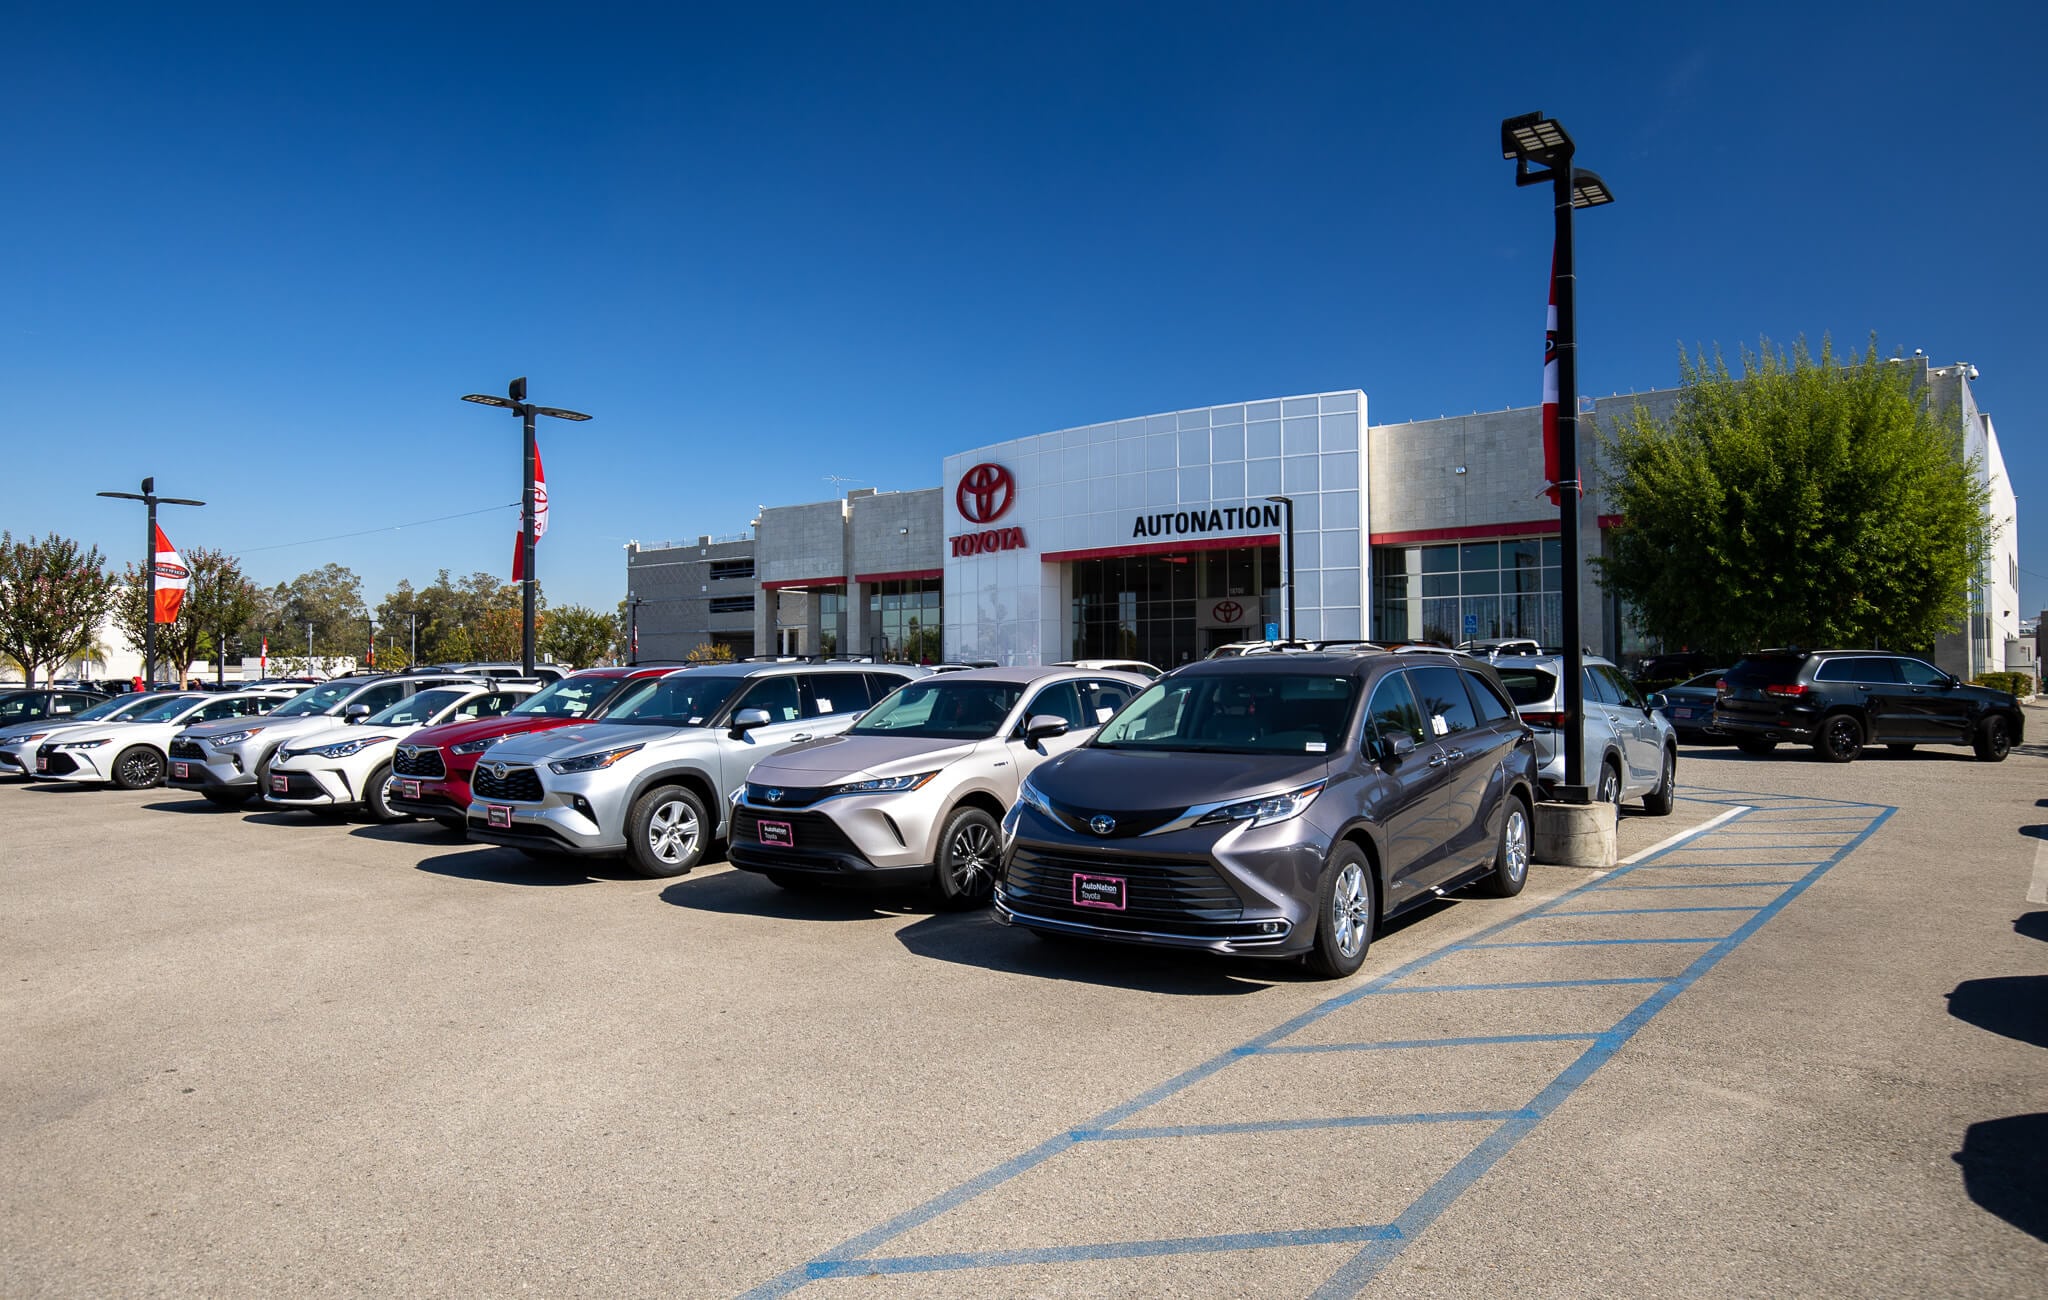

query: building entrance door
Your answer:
[1068,545,1277,669]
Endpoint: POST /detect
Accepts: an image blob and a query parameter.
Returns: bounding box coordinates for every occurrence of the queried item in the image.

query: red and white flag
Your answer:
[153,525,190,623]
[512,441,548,581]
[1541,251,1561,506]
[260,637,268,673]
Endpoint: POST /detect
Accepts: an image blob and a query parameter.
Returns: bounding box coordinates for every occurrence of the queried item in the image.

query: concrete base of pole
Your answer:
[1532,799,1618,869]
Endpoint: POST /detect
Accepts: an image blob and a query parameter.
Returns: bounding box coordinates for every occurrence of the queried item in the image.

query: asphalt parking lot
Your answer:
[4,721,2045,1298]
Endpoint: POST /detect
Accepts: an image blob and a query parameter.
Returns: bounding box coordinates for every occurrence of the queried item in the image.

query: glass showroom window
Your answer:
[1371,538,1561,645]
[867,579,942,662]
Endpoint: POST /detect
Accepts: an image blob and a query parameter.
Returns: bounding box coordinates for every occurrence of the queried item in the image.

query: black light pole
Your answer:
[1264,495,1297,641]
[96,477,205,688]
[1502,111,1615,801]
[627,595,643,666]
[462,377,592,676]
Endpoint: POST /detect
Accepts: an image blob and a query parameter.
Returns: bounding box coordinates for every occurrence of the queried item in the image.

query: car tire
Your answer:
[1886,743,1916,755]
[1597,760,1623,811]
[1477,795,1531,898]
[1305,843,1375,979]
[764,869,824,892]
[203,789,253,809]
[362,762,404,822]
[1642,747,1677,817]
[932,806,1002,910]
[1734,736,1777,756]
[626,784,709,878]
[1973,715,2013,763]
[1814,713,1863,763]
[112,744,165,790]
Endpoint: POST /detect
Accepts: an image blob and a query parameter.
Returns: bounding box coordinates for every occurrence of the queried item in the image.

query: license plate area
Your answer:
[400,779,421,800]
[1072,872,1126,910]
[37,756,49,772]
[172,762,190,779]
[270,773,287,793]
[486,804,512,829]
[758,819,794,847]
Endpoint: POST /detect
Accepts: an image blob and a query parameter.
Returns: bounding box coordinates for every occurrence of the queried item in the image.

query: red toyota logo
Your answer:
[1213,600,1244,623]
[956,463,1016,525]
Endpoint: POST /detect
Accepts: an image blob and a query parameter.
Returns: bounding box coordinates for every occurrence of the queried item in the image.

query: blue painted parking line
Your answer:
[1543,905,1762,917]
[739,791,1895,1298]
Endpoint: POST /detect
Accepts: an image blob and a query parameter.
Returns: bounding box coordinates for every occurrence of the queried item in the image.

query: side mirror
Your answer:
[729,707,772,734]
[1644,692,1668,710]
[345,704,371,722]
[1375,727,1418,761]
[1024,714,1070,743]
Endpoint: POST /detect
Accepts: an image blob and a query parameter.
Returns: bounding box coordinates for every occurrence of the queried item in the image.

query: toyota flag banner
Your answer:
[153,525,190,623]
[512,442,548,581]
[1540,250,1561,506]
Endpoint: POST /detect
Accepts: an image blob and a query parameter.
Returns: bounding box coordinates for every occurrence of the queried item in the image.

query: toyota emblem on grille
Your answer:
[1089,814,1116,836]
[488,763,507,780]
[763,787,784,803]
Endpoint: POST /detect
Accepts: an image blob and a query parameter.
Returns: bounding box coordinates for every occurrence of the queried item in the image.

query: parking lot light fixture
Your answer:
[461,377,593,676]
[1500,110,1615,801]
[95,477,205,688]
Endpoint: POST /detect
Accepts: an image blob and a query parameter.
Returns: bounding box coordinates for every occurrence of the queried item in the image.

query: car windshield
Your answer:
[1493,666,1558,706]
[1726,656,1802,686]
[1093,673,1359,754]
[70,696,145,722]
[365,688,465,727]
[509,676,628,719]
[600,675,741,726]
[849,679,1025,740]
[127,695,204,724]
[269,682,357,717]
[1677,671,1727,690]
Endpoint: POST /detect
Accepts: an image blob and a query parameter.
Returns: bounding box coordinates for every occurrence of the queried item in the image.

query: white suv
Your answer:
[264,683,537,820]
[465,663,924,876]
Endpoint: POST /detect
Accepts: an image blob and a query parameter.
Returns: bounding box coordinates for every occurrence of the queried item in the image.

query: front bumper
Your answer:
[165,740,262,792]
[390,775,472,822]
[262,763,355,807]
[724,789,940,881]
[464,768,623,856]
[34,746,113,782]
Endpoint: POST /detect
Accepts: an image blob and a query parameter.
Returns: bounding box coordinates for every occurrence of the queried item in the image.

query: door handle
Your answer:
[791,733,814,743]
[1444,749,1466,762]
[1427,753,1449,769]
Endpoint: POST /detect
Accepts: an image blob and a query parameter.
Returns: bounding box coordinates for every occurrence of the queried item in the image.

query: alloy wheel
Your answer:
[948,821,997,891]
[1503,805,1530,886]
[1331,861,1370,959]
[1598,765,1621,808]
[647,799,700,865]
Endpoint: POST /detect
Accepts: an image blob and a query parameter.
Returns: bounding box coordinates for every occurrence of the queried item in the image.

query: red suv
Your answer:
[388,667,676,827]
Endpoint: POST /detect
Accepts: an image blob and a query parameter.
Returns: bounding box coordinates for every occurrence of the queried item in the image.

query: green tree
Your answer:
[252,563,369,660]
[116,548,260,684]
[377,570,538,663]
[539,604,616,668]
[471,608,528,662]
[1596,337,1993,654]
[0,532,119,685]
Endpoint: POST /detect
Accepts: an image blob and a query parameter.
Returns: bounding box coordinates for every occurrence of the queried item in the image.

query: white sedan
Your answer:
[33,690,298,789]
[0,692,173,777]
[265,683,537,821]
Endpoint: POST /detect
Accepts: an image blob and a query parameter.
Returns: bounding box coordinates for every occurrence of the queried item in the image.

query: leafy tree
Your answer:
[252,564,369,659]
[376,569,539,663]
[539,604,616,668]
[0,532,119,686]
[1596,337,1993,654]
[685,641,735,663]
[471,608,530,662]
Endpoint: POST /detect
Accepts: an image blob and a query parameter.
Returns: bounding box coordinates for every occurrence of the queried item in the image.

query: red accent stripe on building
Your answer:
[1367,520,1560,546]
[762,576,846,590]
[853,569,943,585]
[1597,514,1624,530]
[1039,534,1280,565]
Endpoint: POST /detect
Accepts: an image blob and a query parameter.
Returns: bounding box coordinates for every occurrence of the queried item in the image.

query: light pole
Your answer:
[404,610,419,666]
[461,376,592,675]
[306,622,314,670]
[1501,111,1614,801]
[1264,495,1297,641]
[627,595,643,666]
[95,477,205,688]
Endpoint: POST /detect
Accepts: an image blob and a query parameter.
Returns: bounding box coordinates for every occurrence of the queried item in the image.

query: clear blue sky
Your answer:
[6,3,2045,621]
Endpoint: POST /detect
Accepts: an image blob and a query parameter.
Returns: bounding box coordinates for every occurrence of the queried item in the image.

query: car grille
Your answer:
[1042,796,1184,838]
[743,782,834,808]
[393,746,447,778]
[1005,846,1243,923]
[168,739,205,760]
[472,764,543,802]
[36,747,80,776]
[730,806,861,857]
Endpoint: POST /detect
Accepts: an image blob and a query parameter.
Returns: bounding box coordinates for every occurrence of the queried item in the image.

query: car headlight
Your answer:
[1016,776,1052,818]
[1193,780,1325,829]
[208,729,261,746]
[830,771,939,796]
[16,732,50,744]
[310,736,392,759]
[57,738,111,750]
[548,744,643,775]
[452,732,525,756]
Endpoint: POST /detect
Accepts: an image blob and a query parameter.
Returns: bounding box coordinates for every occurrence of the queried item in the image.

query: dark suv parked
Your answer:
[995,651,1539,978]
[1713,650,2022,763]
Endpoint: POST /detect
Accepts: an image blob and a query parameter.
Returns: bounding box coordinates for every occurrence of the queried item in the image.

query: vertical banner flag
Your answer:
[512,442,548,582]
[260,637,268,674]
[1541,250,1561,506]
[153,525,190,623]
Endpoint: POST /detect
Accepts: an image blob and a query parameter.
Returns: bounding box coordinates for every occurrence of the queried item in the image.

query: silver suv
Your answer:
[166,673,485,807]
[464,662,926,877]
[1490,654,1678,814]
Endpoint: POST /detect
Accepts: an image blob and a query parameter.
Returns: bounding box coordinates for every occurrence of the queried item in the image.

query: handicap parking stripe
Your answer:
[739,790,1895,1298]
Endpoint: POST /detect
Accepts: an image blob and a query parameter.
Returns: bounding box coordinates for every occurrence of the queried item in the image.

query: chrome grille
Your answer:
[471,764,543,802]
[1005,847,1243,922]
[393,745,447,779]
[168,739,205,760]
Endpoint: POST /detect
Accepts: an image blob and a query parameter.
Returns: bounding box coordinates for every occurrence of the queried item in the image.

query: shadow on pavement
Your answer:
[240,809,346,826]
[1945,975,2048,1050]
[142,797,245,814]
[893,909,1306,995]
[415,847,644,886]
[660,869,936,922]
[1954,1114,2048,1243]
[2020,824,2048,842]
[349,820,466,845]
[2014,912,2048,944]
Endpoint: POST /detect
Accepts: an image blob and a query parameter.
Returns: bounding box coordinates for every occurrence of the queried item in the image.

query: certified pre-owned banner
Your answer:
[153,525,189,624]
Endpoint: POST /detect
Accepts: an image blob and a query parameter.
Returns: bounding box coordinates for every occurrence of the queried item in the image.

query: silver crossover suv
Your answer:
[464,662,925,877]
[1488,654,1677,814]
[997,652,1540,978]
[728,666,1148,906]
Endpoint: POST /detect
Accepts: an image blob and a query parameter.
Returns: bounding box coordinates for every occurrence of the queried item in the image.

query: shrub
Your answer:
[1972,671,2035,698]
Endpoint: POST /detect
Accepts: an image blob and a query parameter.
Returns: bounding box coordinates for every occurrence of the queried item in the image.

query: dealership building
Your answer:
[625,359,2020,678]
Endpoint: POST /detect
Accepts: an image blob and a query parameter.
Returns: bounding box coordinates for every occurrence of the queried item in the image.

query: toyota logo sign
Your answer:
[956,463,1016,525]
[1089,814,1116,836]
[1212,599,1245,624]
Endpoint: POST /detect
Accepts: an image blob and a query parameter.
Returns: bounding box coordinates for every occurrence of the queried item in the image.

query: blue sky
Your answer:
[5,3,2045,621]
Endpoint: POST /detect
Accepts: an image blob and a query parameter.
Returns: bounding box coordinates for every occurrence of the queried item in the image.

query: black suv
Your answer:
[1714,650,2023,763]
[995,651,1540,978]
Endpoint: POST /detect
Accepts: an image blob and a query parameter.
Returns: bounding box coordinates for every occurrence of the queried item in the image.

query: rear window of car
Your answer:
[1726,656,1804,686]
[1814,657,1900,684]
[1493,666,1557,707]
